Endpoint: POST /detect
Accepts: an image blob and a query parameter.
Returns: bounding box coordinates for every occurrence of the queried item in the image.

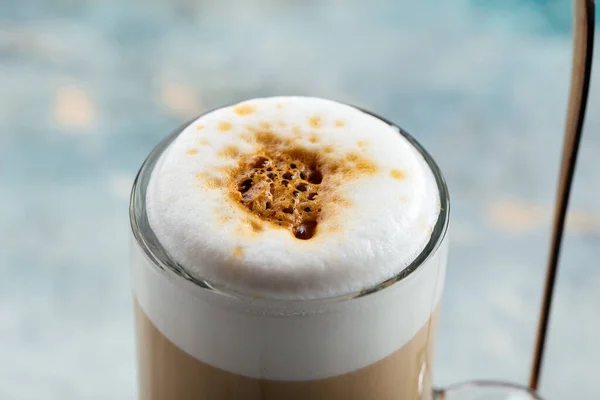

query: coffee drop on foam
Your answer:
[146,96,440,300]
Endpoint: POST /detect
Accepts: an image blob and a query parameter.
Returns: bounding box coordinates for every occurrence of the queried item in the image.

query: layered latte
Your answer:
[130,97,449,400]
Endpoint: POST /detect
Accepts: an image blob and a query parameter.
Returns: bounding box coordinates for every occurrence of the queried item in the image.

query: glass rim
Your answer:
[129,101,450,304]
[437,380,544,399]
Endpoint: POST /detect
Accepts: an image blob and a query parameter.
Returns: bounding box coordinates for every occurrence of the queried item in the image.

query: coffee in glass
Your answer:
[130,97,450,400]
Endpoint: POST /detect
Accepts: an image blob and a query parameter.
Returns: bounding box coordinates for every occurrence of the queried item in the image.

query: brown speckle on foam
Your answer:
[357,140,368,148]
[391,169,406,180]
[254,131,293,147]
[233,104,256,116]
[196,124,205,130]
[355,161,377,175]
[400,196,408,203]
[225,130,374,240]
[259,121,272,130]
[218,145,240,158]
[249,219,264,232]
[231,150,324,240]
[334,120,345,127]
[276,103,285,109]
[346,153,360,162]
[292,126,303,137]
[308,116,322,128]
[277,121,287,128]
[240,133,253,143]
[197,172,223,189]
[308,134,320,143]
[198,138,210,146]
[232,246,244,258]
[324,145,334,153]
[206,178,223,188]
[187,148,199,155]
[217,121,233,132]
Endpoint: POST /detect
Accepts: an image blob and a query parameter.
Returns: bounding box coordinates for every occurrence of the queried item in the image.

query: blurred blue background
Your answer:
[1,0,599,399]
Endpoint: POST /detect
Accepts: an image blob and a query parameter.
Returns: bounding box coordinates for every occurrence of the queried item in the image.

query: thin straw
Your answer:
[529,0,595,391]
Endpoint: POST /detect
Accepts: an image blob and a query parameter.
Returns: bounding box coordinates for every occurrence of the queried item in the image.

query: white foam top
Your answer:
[146,96,440,300]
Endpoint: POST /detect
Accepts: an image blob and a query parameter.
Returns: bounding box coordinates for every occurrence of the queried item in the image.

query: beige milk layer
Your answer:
[137,96,445,380]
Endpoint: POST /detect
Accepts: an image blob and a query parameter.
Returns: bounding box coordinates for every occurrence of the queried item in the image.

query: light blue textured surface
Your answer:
[1,1,599,399]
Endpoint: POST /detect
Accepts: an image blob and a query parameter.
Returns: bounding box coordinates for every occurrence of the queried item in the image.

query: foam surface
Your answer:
[146,96,440,299]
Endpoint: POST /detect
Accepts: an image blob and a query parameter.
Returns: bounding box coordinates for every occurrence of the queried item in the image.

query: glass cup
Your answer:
[129,107,450,400]
[434,381,544,400]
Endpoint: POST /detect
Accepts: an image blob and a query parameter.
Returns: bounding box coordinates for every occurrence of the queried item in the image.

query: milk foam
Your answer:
[146,96,440,299]
[131,236,448,380]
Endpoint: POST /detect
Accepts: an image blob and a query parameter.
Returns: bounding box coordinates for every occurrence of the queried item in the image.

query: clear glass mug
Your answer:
[130,108,451,399]
[434,381,543,400]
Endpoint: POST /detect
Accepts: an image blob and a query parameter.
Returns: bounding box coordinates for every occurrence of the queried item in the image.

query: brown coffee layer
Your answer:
[134,300,439,400]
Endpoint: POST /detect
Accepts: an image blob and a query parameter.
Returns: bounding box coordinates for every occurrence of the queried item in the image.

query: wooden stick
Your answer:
[529,0,595,391]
